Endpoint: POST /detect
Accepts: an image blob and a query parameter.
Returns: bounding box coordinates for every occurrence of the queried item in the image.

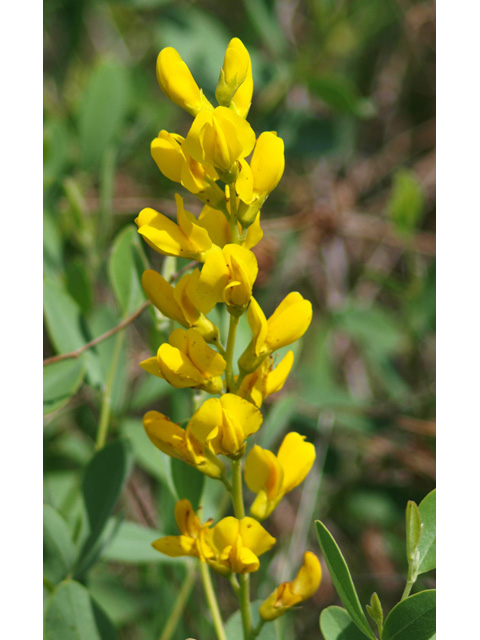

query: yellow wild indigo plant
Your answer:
[137,37,321,639]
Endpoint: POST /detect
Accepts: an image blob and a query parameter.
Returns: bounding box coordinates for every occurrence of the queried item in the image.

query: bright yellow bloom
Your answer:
[187,393,263,457]
[206,516,276,574]
[152,499,216,559]
[191,244,258,314]
[135,194,219,262]
[141,269,219,343]
[236,132,285,226]
[239,294,313,373]
[184,106,256,181]
[244,432,316,520]
[259,552,322,620]
[140,328,225,394]
[151,131,225,209]
[197,202,263,250]
[156,47,213,116]
[237,351,294,408]
[143,414,224,479]
[215,38,253,119]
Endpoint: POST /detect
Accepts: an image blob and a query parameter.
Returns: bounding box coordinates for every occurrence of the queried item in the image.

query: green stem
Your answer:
[199,560,227,640]
[159,563,196,640]
[251,619,266,639]
[232,459,253,639]
[225,314,240,392]
[95,331,123,449]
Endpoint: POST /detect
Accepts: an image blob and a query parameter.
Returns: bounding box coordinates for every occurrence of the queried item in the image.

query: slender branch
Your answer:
[159,563,197,640]
[43,260,198,367]
[199,560,227,640]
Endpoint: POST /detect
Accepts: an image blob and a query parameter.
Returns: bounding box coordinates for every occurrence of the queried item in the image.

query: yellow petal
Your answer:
[277,432,316,494]
[212,516,240,550]
[236,158,254,204]
[156,47,213,116]
[152,535,196,557]
[157,342,205,388]
[150,131,185,184]
[290,552,322,599]
[143,411,190,460]
[243,213,264,249]
[184,329,226,378]
[250,132,285,198]
[247,297,268,355]
[198,205,231,248]
[228,40,253,118]
[187,398,223,446]
[139,356,164,378]
[244,445,282,497]
[174,499,202,538]
[175,194,214,254]
[239,518,276,556]
[215,37,250,106]
[220,394,263,438]
[264,351,294,397]
[142,269,187,326]
[265,293,313,351]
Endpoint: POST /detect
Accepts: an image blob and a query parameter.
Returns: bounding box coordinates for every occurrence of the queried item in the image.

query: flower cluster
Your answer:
[137,38,321,629]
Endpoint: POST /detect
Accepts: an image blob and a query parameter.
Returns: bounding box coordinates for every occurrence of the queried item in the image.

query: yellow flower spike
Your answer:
[184,106,256,181]
[239,294,312,373]
[135,194,219,262]
[187,393,263,457]
[210,516,276,574]
[191,244,258,315]
[244,432,316,520]
[151,131,226,209]
[141,328,225,394]
[237,132,285,226]
[143,412,224,479]
[215,38,251,111]
[156,47,213,116]
[237,350,294,407]
[141,269,219,343]
[259,552,322,620]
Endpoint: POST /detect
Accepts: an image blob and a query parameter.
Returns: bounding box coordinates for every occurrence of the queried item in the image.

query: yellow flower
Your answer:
[184,106,256,181]
[215,38,253,119]
[236,132,285,226]
[143,414,224,479]
[152,499,217,559]
[156,47,213,116]
[135,194,219,262]
[141,269,219,343]
[187,393,263,457]
[197,202,263,250]
[237,351,294,408]
[190,244,258,315]
[206,516,276,574]
[239,294,313,373]
[140,328,226,394]
[244,432,316,520]
[259,552,322,620]
[150,131,226,209]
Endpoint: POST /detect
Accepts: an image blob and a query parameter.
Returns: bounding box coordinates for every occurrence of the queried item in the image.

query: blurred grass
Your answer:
[44,0,435,638]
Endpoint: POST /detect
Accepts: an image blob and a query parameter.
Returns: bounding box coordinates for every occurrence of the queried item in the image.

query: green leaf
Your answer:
[388,168,425,235]
[102,519,185,564]
[320,606,371,640]
[43,504,76,585]
[405,500,423,562]
[77,62,130,169]
[43,359,85,415]
[170,457,205,511]
[308,75,375,118]
[382,590,436,640]
[78,440,134,568]
[315,521,376,640]
[44,580,117,640]
[417,490,436,573]
[108,225,146,317]
[66,258,94,315]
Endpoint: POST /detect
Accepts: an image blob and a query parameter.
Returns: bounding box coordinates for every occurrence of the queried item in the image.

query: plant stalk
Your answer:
[199,560,227,640]
[225,313,240,392]
[95,331,123,449]
[159,563,196,640]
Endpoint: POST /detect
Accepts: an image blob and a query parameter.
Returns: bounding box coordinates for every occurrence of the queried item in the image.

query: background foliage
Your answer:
[43,0,435,638]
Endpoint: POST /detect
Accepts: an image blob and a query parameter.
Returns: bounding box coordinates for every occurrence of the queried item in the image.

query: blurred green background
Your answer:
[43,0,435,638]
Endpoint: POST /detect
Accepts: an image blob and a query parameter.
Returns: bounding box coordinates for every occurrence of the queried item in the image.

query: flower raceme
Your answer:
[259,552,322,620]
[140,328,225,394]
[153,500,276,575]
[237,351,295,408]
[244,432,316,520]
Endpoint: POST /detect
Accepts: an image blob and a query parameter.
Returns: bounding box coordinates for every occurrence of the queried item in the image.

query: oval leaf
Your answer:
[320,606,371,640]
[102,519,185,564]
[417,489,436,574]
[43,504,76,585]
[44,580,117,640]
[43,359,85,415]
[78,440,134,567]
[108,226,146,317]
[315,521,375,640]
[171,457,205,511]
[382,590,436,640]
